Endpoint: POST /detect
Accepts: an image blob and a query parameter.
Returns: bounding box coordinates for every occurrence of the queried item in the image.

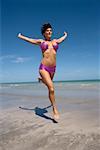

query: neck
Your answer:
[45,37,51,41]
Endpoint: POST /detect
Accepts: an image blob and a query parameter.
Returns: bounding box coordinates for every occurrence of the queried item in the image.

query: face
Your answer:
[43,28,52,39]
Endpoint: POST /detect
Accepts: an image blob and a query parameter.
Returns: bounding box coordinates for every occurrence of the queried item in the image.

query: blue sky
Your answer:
[0,0,99,83]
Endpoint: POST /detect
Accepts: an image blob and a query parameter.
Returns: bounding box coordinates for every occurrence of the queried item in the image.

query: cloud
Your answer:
[0,55,15,60]
[0,55,32,63]
[12,57,31,63]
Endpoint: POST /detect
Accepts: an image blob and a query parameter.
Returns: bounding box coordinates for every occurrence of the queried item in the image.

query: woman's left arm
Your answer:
[56,32,68,44]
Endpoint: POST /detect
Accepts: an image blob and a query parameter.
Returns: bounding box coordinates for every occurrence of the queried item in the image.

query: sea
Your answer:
[0,79,100,110]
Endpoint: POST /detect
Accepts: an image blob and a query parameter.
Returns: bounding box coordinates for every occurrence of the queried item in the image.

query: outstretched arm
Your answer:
[56,32,68,44]
[17,33,42,45]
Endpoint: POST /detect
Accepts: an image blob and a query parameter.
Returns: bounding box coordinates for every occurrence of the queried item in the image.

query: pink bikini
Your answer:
[40,41,58,53]
[39,41,58,73]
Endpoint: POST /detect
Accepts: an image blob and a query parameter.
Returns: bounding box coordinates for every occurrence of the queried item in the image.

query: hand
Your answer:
[18,33,21,38]
[64,31,68,37]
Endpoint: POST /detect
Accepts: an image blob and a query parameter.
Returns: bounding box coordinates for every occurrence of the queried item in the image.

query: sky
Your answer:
[0,0,100,83]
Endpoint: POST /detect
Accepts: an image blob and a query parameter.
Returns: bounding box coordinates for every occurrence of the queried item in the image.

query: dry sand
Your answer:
[0,82,100,150]
[0,104,100,150]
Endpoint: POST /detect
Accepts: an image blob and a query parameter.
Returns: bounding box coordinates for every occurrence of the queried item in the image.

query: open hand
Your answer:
[18,33,21,38]
[64,31,68,36]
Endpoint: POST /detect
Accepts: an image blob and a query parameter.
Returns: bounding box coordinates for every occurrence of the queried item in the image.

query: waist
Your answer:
[42,53,56,62]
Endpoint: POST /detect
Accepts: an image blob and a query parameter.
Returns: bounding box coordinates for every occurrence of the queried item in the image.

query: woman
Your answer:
[18,23,68,120]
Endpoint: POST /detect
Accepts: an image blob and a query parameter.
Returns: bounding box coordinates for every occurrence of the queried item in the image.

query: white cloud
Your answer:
[0,55,15,60]
[12,57,31,63]
[0,55,32,63]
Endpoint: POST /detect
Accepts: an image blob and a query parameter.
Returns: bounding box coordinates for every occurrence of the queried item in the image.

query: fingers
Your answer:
[64,31,68,37]
[18,33,21,37]
[64,31,67,35]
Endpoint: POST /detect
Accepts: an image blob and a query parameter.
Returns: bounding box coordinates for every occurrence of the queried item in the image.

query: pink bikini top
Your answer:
[40,41,58,53]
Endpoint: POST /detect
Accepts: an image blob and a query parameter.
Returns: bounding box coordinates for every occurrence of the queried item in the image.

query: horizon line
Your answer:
[0,79,100,84]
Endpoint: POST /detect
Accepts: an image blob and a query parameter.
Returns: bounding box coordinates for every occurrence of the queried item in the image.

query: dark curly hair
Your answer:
[41,23,52,35]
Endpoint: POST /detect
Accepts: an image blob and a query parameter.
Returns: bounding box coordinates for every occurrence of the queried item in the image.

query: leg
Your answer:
[39,69,59,119]
[38,63,55,82]
[38,77,43,83]
[38,72,54,83]
[50,72,55,80]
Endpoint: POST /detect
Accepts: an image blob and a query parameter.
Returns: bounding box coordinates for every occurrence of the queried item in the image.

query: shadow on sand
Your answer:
[19,105,58,123]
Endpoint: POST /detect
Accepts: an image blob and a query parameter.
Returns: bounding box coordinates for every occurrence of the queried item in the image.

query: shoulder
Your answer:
[52,39,59,44]
[35,39,44,45]
[37,39,44,43]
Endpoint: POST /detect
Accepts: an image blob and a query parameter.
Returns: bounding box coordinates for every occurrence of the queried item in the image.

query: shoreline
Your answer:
[0,81,100,150]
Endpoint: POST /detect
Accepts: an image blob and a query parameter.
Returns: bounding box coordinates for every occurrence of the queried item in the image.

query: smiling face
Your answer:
[43,28,52,40]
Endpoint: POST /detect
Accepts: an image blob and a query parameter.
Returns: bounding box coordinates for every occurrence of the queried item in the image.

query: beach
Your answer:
[0,81,100,150]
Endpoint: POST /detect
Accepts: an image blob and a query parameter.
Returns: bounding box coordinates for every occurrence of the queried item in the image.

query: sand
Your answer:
[0,82,100,150]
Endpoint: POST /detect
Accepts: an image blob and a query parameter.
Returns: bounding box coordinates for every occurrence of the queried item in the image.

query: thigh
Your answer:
[50,72,55,80]
[39,69,54,88]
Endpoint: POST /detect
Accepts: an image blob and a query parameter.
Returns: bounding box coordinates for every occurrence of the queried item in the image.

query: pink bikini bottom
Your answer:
[39,63,56,73]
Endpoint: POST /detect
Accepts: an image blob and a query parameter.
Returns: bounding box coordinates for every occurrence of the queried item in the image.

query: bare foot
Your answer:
[53,106,60,120]
[38,77,42,83]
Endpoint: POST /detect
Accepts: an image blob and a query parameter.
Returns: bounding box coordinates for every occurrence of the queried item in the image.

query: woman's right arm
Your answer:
[18,33,42,45]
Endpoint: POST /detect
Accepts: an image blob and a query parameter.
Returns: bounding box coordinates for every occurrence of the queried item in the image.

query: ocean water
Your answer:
[0,80,100,110]
[0,80,99,97]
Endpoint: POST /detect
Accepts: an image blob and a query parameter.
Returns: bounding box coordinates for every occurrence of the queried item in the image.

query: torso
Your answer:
[40,40,58,67]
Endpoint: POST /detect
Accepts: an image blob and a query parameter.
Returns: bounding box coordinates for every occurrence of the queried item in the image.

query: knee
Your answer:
[49,86,54,93]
